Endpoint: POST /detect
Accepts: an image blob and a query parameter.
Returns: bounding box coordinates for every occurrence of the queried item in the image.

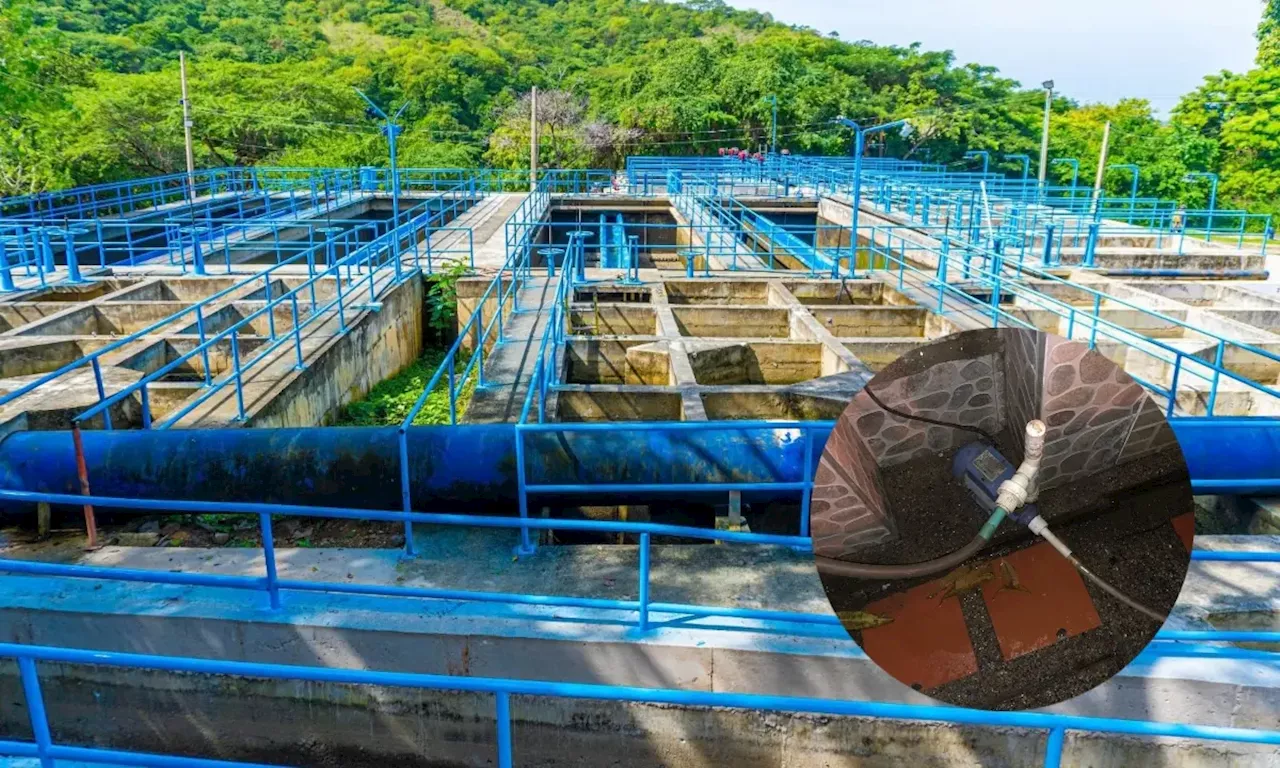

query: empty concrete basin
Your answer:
[783,280,887,306]
[688,342,822,385]
[671,307,790,338]
[810,307,927,337]
[564,340,671,385]
[568,306,657,336]
[0,338,110,378]
[664,280,770,305]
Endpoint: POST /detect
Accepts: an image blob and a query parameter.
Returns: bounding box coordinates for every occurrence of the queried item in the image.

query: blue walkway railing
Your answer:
[3,641,1278,768]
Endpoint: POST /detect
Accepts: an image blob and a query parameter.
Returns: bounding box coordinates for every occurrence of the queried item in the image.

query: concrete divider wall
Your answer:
[248,274,424,428]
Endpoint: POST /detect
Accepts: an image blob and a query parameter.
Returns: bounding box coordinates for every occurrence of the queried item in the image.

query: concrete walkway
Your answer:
[463,274,557,423]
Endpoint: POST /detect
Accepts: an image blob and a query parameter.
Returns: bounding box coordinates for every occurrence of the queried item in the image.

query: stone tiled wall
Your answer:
[810,403,895,558]
[1001,328,1043,457]
[856,355,1004,467]
[1117,393,1181,464]
[809,329,1180,557]
[1035,334,1152,490]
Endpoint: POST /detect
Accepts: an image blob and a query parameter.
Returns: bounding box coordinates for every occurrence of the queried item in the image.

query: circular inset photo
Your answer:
[809,328,1192,710]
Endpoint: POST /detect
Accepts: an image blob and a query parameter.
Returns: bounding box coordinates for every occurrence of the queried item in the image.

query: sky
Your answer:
[726,0,1262,111]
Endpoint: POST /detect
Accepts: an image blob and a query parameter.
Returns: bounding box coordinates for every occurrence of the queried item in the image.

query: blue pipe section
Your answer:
[0,424,813,512]
[0,418,1274,513]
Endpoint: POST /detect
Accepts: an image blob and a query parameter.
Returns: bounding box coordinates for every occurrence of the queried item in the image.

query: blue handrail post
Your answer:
[936,237,949,314]
[263,275,277,340]
[396,428,417,557]
[495,692,514,768]
[0,240,15,292]
[290,295,305,370]
[191,226,207,276]
[799,431,814,538]
[638,532,651,631]
[448,355,457,424]
[95,220,106,268]
[90,358,112,430]
[140,383,153,429]
[1042,224,1056,266]
[513,426,536,557]
[1043,726,1066,768]
[1088,294,1101,348]
[1166,354,1182,418]
[17,657,54,768]
[990,237,1004,327]
[1208,339,1224,416]
[259,512,281,609]
[1083,222,1099,267]
[195,306,213,387]
[230,331,246,421]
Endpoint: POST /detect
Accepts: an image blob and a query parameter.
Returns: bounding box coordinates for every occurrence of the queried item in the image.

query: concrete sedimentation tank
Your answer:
[0,418,1275,514]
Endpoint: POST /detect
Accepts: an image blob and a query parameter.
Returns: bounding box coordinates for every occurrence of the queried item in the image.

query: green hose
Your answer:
[814,506,1009,581]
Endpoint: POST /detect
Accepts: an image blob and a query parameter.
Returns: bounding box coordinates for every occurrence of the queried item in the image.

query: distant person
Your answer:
[1172,207,1186,234]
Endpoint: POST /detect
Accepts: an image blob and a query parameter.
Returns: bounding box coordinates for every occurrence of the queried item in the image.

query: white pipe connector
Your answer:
[995,419,1046,514]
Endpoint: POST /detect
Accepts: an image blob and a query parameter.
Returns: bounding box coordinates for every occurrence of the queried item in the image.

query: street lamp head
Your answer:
[899,121,914,138]
[1042,80,1055,91]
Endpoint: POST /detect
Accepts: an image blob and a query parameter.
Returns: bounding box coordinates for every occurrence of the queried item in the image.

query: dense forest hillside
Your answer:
[1,0,1277,216]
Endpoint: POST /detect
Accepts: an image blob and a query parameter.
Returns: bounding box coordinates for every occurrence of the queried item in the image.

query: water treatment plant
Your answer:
[0,153,1277,766]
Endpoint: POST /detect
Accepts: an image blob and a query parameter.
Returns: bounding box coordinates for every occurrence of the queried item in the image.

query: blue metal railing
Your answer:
[3,641,1278,768]
[0,486,1274,644]
[855,223,1280,416]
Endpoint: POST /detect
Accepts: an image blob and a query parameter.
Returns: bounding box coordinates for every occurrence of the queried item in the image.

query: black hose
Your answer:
[862,384,998,444]
[814,534,988,580]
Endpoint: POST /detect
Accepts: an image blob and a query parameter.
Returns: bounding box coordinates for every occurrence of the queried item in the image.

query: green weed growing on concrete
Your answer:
[333,347,475,427]
[426,259,470,344]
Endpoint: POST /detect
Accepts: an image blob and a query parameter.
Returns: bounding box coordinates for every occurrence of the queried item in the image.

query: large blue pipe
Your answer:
[0,418,1274,513]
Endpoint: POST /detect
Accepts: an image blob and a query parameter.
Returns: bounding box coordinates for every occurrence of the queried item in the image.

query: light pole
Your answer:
[1037,80,1054,186]
[835,116,912,278]
[964,150,991,175]
[1107,163,1140,217]
[1184,172,1219,241]
[1051,158,1080,196]
[767,94,778,155]
[355,89,411,243]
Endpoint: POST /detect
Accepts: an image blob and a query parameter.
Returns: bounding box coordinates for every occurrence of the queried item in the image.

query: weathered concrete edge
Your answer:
[0,574,1278,728]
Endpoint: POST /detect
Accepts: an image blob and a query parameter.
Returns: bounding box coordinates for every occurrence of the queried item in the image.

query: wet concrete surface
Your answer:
[820,441,1193,709]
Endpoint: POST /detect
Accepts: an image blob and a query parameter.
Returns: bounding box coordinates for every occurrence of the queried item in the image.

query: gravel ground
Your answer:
[821,439,1193,709]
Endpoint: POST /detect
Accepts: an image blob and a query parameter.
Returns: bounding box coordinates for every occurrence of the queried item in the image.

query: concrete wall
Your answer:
[248,274,424,427]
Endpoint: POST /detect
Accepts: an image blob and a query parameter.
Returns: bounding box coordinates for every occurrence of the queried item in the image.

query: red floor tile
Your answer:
[861,576,978,692]
[1172,512,1195,553]
[980,544,1102,662]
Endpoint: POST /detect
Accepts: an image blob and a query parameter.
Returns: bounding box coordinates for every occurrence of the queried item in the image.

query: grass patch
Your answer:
[334,347,476,426]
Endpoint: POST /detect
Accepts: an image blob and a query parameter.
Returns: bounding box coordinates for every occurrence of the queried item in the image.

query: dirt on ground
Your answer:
[1,515,404,557]
[820,439,1193,710]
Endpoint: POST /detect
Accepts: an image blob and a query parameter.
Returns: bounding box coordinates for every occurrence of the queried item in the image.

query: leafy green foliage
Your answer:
[334,347,475,426]
[425,258,470,340]
[2,0,1278,217]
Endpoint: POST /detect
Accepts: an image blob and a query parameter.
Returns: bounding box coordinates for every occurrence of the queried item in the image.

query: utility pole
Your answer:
[1037,80,1054,186]
[179,52,196,203]
[768,94,778,155]
[1091,121,1111,216]
[530,86,539,192]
